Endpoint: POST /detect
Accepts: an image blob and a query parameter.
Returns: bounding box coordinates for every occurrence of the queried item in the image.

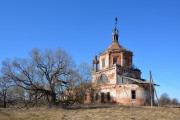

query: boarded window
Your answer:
[95,93,98,101]
[131,90,136,99]
[107,92,111,101]
[102,59,105,68]
[113,57,117,64]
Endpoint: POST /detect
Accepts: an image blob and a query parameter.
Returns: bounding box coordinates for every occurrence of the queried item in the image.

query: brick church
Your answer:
[86,18,154,105]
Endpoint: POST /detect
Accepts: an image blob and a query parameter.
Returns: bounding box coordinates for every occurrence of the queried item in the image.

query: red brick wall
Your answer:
[123,52,132,67]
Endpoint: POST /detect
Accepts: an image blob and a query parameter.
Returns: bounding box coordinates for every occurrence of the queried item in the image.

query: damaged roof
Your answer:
[123,76,160,86]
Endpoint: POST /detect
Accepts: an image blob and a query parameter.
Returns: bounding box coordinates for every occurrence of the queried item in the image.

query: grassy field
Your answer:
[0,105,180,120]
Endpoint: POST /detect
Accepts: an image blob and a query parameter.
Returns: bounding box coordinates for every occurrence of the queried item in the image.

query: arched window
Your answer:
[97,73,109,84]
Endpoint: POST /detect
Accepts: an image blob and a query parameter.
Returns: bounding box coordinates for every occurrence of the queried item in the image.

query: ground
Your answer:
[0,105,180,120]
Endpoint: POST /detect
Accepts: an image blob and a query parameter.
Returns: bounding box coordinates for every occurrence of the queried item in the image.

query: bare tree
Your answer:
[171,98,179,105]
[74,62,92,104]
[159,93,171,106]
[59,62,92,106]
[1,48,75,106]
[77,62,92,83]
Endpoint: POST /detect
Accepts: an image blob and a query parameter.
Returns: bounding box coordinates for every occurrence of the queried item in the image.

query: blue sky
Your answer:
[0,0,180,100]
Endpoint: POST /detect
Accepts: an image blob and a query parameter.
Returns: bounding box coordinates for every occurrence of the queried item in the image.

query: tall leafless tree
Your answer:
[1,48,75,106]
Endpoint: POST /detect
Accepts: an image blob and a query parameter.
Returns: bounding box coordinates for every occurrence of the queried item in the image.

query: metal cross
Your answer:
[115,17,118,26]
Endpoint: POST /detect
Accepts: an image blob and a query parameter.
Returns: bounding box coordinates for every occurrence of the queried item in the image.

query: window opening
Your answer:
[113,57,117,64]
[107,92,111,101]
[131,90,136,99]
[95,93,98,101]
[101,93,105,103]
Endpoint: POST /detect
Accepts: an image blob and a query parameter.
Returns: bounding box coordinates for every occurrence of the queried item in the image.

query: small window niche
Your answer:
[102,59,105,68]
[113,57,117,65]
[131,90,136,99]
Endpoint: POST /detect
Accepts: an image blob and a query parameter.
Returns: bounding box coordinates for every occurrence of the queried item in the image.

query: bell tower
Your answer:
[92,17,141,78]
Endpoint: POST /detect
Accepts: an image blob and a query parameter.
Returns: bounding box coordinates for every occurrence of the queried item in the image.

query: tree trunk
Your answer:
[3,93,7,108]
[50,92,57,106]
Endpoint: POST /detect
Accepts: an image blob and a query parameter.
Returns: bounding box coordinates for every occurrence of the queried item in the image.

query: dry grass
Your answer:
[0,105,180,120]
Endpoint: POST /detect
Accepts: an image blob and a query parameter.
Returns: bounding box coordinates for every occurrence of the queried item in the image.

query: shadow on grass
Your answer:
[64,104,110,110]
[62,103,142,110]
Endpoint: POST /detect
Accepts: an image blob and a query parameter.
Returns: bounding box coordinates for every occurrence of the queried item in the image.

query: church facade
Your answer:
[86,19,153,105]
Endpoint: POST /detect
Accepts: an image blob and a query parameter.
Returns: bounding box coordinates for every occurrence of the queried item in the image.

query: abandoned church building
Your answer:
[85,18,154,105]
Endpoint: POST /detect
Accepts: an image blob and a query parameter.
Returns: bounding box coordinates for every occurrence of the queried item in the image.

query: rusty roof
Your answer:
[107,41,125,51]
[100,41,129,55]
